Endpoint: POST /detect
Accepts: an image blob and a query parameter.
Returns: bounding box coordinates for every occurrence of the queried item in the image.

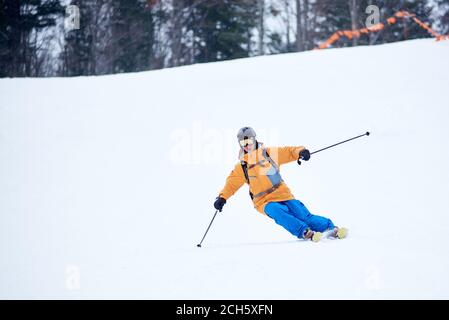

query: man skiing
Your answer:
[214,127,347,242]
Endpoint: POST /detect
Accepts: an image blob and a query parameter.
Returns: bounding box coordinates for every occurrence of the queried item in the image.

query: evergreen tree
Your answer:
[312,0,439,49]
[374,0,435,43]
[435,0,449,34]
[2,0,447,77]
[109,0,154,73]
[191,0,257,63]
[61,0,154,76]
[0,0,62,77]
[60,0,98,76]
[312,0,353,48]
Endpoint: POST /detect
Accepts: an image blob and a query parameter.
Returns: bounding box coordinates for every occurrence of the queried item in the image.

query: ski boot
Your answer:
[303,229,322,242]
[330,226,348,239]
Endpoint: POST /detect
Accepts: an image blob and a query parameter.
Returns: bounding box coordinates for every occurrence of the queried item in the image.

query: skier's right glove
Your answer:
[214,197,226,212]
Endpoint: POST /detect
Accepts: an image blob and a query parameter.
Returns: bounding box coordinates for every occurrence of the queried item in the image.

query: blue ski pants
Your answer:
[264,199,335,239]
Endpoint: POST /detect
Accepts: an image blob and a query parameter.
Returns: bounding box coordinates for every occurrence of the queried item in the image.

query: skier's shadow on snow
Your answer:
[205,240,303,249]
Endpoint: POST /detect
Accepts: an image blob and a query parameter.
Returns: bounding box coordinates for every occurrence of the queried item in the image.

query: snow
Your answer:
[1,38,449,299]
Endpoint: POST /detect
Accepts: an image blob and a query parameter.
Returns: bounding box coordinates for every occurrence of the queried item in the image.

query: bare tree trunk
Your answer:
[23,32,31,76]
[151,2,162,68]
[33,31,40,77]
[247,27,252,55]
[295,0,303,51]
[170,0,183,67]
[90,13,98,74]
[349,0,358,46]
[285,0,291,51]
[302,0,309,49]
[258,0,264,55]
[403,18,408,40]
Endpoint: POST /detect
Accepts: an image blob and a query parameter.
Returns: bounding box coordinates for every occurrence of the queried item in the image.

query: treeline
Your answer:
[1,0,448,77]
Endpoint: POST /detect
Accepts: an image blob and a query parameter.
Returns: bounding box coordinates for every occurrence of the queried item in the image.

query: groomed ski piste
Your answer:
[1,38,449,299]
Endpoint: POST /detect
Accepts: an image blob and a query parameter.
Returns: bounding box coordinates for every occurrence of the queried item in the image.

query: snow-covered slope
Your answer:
[1,39,449,299]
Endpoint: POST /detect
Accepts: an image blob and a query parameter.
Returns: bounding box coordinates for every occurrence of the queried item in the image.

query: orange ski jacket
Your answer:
[219,143,305,214]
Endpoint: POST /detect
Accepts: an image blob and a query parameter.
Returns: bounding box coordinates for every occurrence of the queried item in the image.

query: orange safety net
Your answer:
[316,10,449,50]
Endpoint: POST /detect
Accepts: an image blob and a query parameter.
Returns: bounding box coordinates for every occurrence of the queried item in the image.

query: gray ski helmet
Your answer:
[237,127,257,141]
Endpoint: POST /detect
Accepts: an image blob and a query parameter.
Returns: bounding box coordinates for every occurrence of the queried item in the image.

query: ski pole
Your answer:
[197,210,219,248]
[298,131,370,165]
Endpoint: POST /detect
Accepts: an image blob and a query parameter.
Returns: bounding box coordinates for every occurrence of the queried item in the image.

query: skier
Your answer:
[214,127,347,242]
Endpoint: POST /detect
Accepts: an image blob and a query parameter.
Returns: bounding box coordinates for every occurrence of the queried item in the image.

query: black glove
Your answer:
[297,149,311,165]
[214,197,226,212]
[299,149,311,161]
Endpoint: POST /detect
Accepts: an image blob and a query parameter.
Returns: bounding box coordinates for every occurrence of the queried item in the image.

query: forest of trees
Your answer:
[1,0,449,77]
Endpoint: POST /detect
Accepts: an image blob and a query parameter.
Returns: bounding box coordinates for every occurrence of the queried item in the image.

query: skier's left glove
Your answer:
[299,149,311,161]
[214,197,226,212]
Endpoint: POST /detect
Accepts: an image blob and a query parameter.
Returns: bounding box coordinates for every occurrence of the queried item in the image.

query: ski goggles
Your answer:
[239,137,255,147]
